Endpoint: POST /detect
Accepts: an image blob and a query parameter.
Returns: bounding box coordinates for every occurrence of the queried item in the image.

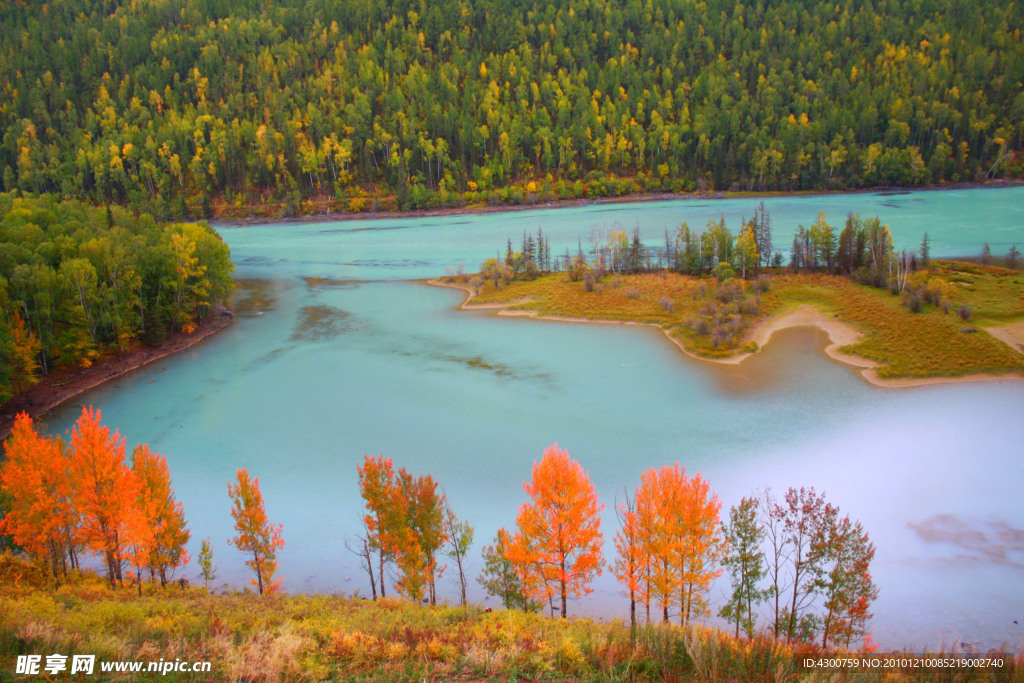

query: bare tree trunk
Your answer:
[253,550,264,595]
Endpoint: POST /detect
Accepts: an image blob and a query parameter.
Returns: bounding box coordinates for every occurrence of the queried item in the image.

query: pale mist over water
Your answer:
[42,187,1024,651]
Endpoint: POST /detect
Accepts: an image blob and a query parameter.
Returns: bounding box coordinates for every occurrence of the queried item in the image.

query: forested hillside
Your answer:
[0,193,232,403]
[1,0,1022,216]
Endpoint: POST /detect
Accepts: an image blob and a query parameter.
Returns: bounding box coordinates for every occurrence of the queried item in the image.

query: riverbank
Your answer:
[210,179,1024,225]
[428,267,1024,389]
[0,306,234,441]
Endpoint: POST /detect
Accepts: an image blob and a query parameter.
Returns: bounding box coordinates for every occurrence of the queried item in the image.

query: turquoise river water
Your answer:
[41,186,1024,651]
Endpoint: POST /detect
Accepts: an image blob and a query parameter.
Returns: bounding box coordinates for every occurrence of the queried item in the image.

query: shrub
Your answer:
[659,297,675,313]
[715,280,743,303]
[920,276,951,306]
[691,316,711,335]
[712,261,736,281]
[901,290,923,312]
[738,295,760,315]
[710,327,728,347]
[957,304,973,321]
[624,287,640,299]
[0,552,52,592]
[567,257,588,282]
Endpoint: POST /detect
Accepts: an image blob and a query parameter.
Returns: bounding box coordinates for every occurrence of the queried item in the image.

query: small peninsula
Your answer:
[431,259,1024,387]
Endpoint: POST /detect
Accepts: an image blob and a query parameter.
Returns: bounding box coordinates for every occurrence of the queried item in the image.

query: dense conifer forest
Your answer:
[1,0,1022,216]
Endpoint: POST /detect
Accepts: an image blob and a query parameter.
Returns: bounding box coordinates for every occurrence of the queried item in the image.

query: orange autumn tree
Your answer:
[357,456,448,604]
[133,444,191,586]
[357,455,399,599]
[70,406,142,586]
[636,465,678,623]
[0,412,79,579]
[507,443,604,618]
[612,490,644,628]
[675,470,725,624]
[227,468,284,595]
[122,485,156,596]
[630,464,724,625]
[394,468,447,604]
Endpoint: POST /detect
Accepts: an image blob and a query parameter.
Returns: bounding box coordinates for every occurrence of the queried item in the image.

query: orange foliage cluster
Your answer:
[488,448,724,624]
[227,469,284,595]
[357,456,448,604]
[0,408,190,590]
[614,464,724,626]
[506,444,604,619]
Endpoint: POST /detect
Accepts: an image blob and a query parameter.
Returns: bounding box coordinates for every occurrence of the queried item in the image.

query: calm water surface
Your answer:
[42,187,1024,651]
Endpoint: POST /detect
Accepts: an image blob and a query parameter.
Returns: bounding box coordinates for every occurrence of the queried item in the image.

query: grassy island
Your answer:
[433,260,1024,386]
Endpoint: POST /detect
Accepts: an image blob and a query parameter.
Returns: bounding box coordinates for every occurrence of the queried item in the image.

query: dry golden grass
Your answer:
[470,271,701,323]
[1,577,1020,682]
[929,260,1024,321]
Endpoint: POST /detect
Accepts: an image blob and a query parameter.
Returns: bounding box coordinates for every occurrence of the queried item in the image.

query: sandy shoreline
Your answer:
[211,180,1024,226]
[0,306,234,441]
[427,279,1024,389]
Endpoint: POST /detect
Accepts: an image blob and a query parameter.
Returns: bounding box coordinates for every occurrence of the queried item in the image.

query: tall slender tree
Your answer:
[719,495,767,638]
[70,406,139,587]
[761,488,790,639]
[394,468,446,604]
[227,469,284,595]
[782,487,836,642]
[919,232,931,267]
[820,516,878,648]
[132,444,190,587]
[357,455,398,599]
[633,464,724,625]
[442,500,474,606]
[612,489,643,628]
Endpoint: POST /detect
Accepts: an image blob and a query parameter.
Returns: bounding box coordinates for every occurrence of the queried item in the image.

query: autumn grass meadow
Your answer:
[1,559,1022,682]
[454,261,1024,380]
